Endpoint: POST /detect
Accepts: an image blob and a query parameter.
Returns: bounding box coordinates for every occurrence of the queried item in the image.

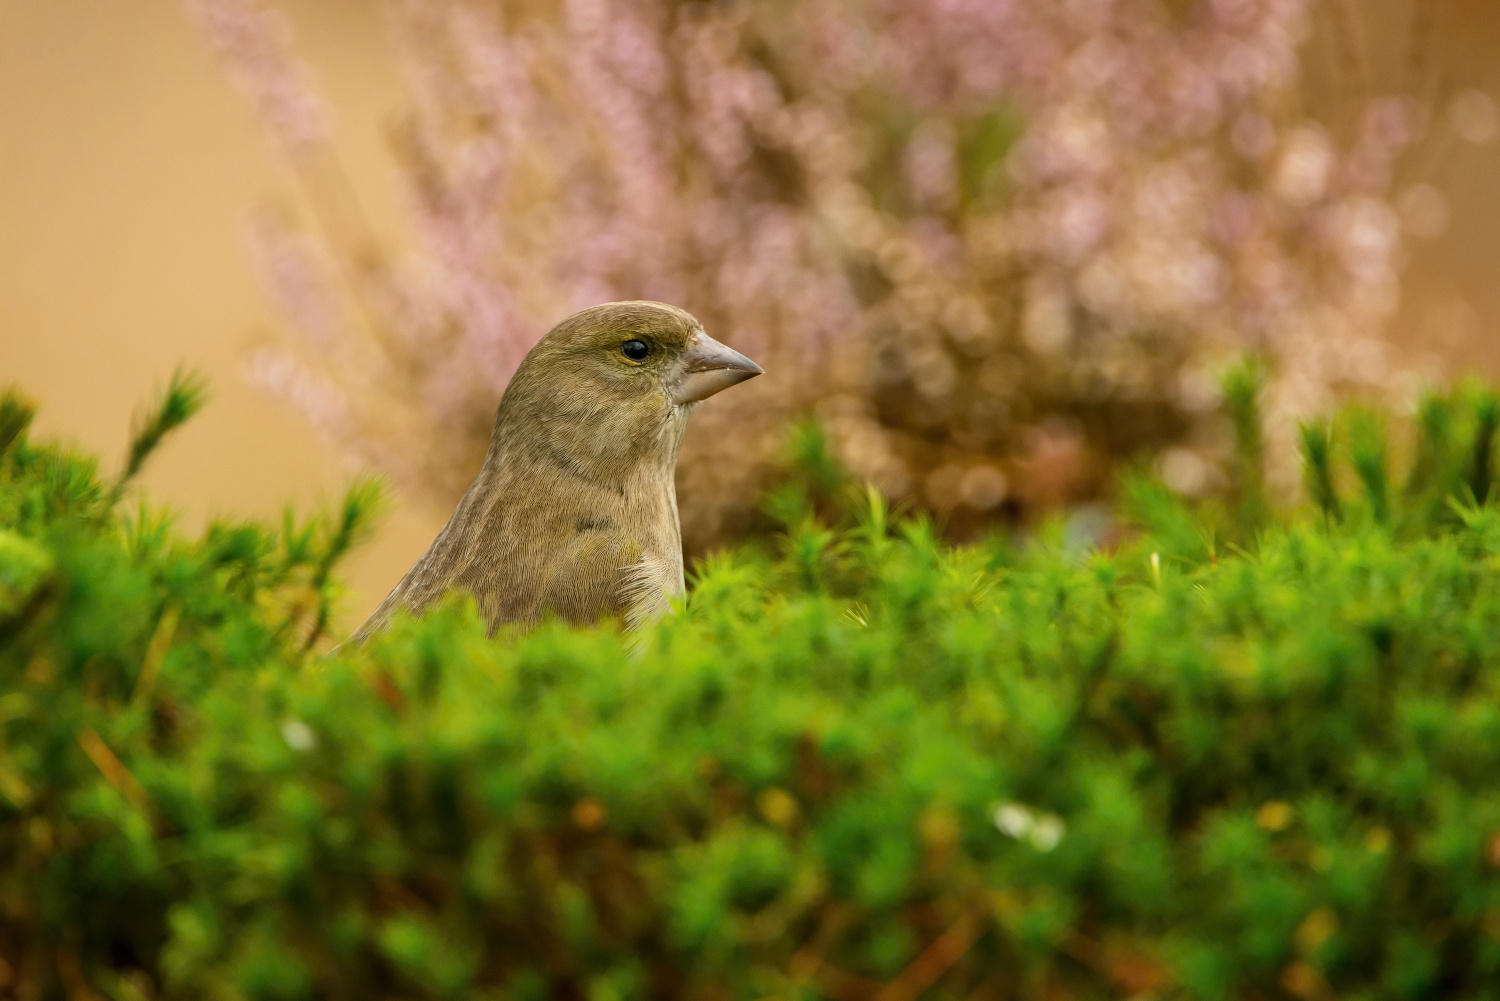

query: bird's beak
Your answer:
[671,332,764,405]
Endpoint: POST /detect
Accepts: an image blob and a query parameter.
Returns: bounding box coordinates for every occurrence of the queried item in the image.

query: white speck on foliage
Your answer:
[993,801,1066,851]
[282,718,317,751]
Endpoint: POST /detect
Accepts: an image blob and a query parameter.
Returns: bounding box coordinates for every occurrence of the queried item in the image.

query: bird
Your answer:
[348,300,762,642]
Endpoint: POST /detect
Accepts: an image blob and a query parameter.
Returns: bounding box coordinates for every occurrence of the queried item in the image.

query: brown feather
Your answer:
[349,301,746,642]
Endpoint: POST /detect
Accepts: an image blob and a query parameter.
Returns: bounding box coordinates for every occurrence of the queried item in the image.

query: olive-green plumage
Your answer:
[350,301,761,642]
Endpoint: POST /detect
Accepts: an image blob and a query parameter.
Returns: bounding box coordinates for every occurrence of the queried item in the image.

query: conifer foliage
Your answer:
[5,373,1500,999]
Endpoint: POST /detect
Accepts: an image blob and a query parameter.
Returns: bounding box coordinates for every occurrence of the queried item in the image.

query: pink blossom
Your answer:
[194,0,1437,536]
[183,0,329,157]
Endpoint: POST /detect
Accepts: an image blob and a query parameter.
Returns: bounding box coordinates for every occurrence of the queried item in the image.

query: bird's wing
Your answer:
[535,533,672,631]
[536,532,631,625]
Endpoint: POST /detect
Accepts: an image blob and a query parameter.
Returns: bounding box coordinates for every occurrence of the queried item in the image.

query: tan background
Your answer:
[2,1,1498,632]
[0,0,439,631]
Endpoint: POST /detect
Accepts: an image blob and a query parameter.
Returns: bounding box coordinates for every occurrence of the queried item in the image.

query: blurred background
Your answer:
[0,0,430,623]
[3,0,1500,630]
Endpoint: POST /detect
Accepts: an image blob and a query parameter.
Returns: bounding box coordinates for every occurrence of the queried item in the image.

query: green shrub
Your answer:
[6,375,1500,1000]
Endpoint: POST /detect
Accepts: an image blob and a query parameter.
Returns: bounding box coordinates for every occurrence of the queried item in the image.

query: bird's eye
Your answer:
[621,339,650,361]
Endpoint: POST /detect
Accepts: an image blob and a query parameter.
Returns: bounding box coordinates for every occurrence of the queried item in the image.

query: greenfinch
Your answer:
[350,301,762,640]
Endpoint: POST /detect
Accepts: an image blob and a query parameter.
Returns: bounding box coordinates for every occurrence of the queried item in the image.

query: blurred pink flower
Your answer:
[191,0,1438,537]
[183,0,330,157]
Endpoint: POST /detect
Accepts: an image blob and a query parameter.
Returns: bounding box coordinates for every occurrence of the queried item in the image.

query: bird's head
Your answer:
[532,300,761,407]
[497,301,763,465]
